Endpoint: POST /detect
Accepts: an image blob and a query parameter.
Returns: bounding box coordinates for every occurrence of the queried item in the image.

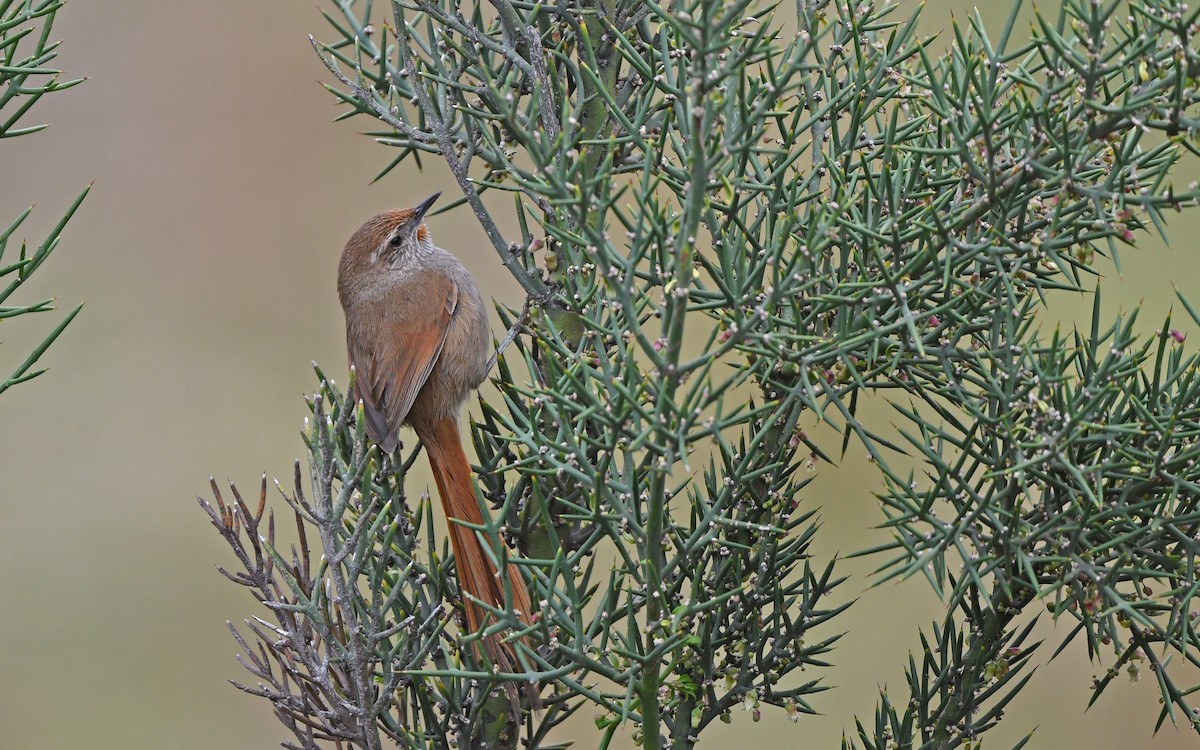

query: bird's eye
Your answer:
[389,233,405,247]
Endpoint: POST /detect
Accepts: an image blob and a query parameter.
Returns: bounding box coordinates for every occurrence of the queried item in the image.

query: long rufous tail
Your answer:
[419,415,538,706]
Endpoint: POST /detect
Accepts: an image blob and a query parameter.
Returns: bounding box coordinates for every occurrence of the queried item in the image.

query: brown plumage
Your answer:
[337,194,537,706]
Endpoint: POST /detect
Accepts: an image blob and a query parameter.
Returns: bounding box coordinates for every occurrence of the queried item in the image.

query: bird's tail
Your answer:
[420,415,539,708]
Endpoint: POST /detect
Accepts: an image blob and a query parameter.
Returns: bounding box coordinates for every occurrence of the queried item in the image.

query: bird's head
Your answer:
[345,192,441,269]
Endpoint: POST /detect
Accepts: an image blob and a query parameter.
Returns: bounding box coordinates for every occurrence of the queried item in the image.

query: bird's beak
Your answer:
[412,192,441,224]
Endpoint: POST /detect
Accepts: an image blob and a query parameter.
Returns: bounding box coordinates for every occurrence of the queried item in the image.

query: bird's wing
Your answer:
[347,273,458,452]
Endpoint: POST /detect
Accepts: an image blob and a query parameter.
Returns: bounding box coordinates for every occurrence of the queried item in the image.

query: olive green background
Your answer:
[1,2,1197,748]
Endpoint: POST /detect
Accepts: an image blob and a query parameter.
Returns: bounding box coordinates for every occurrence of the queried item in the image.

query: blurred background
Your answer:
[1,1,1197,748]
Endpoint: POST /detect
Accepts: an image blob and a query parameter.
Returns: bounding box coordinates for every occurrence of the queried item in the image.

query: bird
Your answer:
[336,192,537,704]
